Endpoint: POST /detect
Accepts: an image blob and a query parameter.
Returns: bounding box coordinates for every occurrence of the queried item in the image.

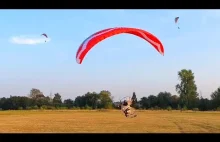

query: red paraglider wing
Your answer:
[41,33,48,38]
[76,27,164,64]
[175,17,179,23]
[76,28,113,59]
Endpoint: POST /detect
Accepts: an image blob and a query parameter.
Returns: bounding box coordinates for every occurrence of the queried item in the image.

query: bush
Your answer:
[47,106,55,110]
[71,106,76,109]
[98,108,108,112]
[150,107,154,110]
[154,106,160,110]
[139,108,145,110]
[216,106,220,111]
[59,107,68,110]
[177,104,181,110]
[183,105,188,111]
[32,105,38,110]
[26,107,32,110]
[40,105,47,110]
[193,108,199,112]
[75,107,80,110]
[85,105,92,110]
[167,106,172,111]
[18,107,23,110]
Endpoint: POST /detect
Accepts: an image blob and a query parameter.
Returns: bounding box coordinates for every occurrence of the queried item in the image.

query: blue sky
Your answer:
[0,10,220,101]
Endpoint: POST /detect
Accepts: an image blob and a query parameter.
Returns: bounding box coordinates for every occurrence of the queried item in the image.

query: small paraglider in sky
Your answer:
[175,17,180,29]
[41,33,48,42]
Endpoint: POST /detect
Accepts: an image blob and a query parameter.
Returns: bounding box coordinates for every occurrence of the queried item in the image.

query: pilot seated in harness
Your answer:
[121,99,132,117]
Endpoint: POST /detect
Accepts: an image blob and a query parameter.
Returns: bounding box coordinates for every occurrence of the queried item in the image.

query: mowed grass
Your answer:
[0,110,220,133]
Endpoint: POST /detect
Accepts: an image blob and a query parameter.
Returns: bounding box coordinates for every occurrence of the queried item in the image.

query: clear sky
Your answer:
[0,10,220,101]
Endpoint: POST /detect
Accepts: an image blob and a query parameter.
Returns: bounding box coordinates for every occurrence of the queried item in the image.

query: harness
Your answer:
[124,107,130,113]
[119,97,137,118]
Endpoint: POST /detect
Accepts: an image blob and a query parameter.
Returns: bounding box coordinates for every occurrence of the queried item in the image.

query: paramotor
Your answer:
[119,96,137,118]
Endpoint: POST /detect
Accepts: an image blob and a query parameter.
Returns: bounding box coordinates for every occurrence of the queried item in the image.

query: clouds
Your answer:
[9,35,51,45]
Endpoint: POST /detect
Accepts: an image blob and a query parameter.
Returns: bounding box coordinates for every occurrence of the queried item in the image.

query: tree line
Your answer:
[0,69,220,111]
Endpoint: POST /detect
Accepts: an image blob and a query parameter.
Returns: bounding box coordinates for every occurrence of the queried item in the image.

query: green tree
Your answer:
[36,96,51,108]
[198,96,211,111]
[170,95,179,109]
[131,92,138,108]
[8,96,19,110]
[74,96,86,108]
[90,92,100,109]
[175,69,198,109]
[29,88,44,99]
[64,99,74,109]
[18,96,31,109]
[139,97,148,109]
[210,87,220,109]
[83,92,100,109]
[99,90,113,109]
[157,92,172,109]
[148,95,158,108]
[53,93,62,108]
[1,98,13,110]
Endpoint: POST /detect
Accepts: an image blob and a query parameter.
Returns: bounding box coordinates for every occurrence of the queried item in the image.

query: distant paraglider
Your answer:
[76,27,164,64]
[41,33,48,42]
[175,17,180,29]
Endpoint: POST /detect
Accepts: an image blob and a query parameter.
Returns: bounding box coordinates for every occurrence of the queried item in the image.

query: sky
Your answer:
[0,10,220,101]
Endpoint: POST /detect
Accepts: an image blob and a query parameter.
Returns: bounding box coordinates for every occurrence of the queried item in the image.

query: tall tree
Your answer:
[175,69,198,109]
[74,96,86,108]
[210,87,220,109]
[148,95,158,108]
[199,96,211,111]
[90,92,100,109]
[99,90,113,109]
[139,97,148,109]
[131,92,137,103]
[29,88,44,99]
[170,95,179,109]
[157,92,172,109]
[53,93,62,108]
[84,92,99,109]
[64,99,74,109]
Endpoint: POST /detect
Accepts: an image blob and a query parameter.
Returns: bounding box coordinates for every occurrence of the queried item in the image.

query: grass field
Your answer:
[0,110,220,133]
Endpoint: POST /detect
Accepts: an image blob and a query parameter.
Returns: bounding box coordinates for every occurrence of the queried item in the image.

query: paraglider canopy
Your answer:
[76,27,164,64]
[174,17,179,23]
[41,33,48,42]
[174,17,180,29]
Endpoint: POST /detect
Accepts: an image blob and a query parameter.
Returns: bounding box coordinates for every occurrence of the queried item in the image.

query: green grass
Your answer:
[0,110,220,133]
